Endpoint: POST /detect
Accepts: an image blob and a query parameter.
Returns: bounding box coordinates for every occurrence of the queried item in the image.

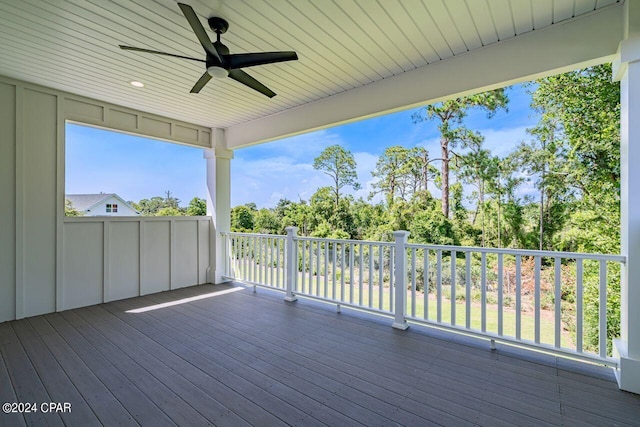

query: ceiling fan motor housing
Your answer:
[208,17,229,34]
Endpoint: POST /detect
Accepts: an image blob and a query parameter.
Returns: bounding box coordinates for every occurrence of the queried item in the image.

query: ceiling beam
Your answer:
[226,4,623,150]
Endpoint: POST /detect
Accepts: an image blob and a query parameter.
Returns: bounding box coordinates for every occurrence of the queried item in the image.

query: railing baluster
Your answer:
[240,237,245,280]
[516,254,521,340]
[359,244,364,306]
[270,238,275,286]
[243,237,251,281]
[411,248,416,317]
[599,260,607,358]
[332,242,337,300]
[324,242,329,298]
[277,239,282,287]
[451,250,456,325]
[239,237,243,278]
[301,240,306,293]
[309,240,313,295]
[576,259,583,353]
[241,235,246,281]
[379,245,384,310]
[437,250,442,323]
[465,252,471,329]
[389,246,392,311]
[316,240,321,296]
[294,239,299,292]
[349,244,354,304]
[555,257,561,348]
[233,235,238,277]
[252,237,257,291]
[535,256,541,344]
[424,249,429,320]
[481,252,487,332]
[259,237,264,284]
[263,237,267,285]
[498,253,503,336]
[341,243,346,302]
[368,244,374,308]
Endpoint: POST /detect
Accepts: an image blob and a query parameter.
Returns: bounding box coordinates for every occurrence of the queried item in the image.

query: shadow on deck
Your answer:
[1,282,639,426]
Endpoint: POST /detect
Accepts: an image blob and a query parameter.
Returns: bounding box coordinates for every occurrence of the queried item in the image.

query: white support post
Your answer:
[392,231,409,330]
[285,226,298,302]
[204,128,233,284]
[613,0,640,394]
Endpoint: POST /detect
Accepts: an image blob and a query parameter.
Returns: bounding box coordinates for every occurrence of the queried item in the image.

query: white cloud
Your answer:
[416,125,530,159]
[480,126,530,157]
[242,129,343,161]
[232,155,328,207]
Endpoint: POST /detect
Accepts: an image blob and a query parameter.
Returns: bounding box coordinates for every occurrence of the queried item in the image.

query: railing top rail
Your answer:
[405,242,625,262]
[294,235,396,247]
[221,231,286,239]
[65,216,212,223]
[220,230,624,262]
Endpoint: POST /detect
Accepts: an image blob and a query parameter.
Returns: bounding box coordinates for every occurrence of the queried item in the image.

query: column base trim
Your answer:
[613,338,640,395]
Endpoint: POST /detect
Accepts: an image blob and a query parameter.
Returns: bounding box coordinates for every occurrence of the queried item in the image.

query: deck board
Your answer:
[1,282,640,426]
[0,328,64,427]
[10,319,101,427]
[44,312,175,427]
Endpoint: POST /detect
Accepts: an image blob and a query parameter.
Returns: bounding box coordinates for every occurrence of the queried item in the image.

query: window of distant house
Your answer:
[106,204,118,213]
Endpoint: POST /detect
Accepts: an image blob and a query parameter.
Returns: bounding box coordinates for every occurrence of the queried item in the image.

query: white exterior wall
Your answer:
[0,76,213,322]
[87,196,139,216]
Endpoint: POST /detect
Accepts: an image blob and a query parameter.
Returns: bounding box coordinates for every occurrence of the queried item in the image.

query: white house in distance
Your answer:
[66,193,139,216]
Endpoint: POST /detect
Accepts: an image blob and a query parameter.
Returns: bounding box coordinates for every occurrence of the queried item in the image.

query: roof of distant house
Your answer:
[65,193,137,213]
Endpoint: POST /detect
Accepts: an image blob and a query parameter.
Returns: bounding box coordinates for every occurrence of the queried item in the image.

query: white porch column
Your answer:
[613,0,640,394]
[204,128,233,284]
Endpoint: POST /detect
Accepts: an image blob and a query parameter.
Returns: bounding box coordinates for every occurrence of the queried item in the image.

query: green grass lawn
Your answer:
[295,274,573,349]
[232,263,576,350]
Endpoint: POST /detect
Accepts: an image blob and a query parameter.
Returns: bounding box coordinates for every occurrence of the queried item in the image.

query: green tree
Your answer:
[254,208,280,234]
[370,145,410,205]
[134,196,165,216]
[186,197,207,216]
[528,64,620,353]
[515,109,572,250]
[231,205,255,231]
[313,145,360,209]
[458,144,497,247]
[65,199,82,217]
[412,89,508,218]
[163,190,181,210]
[157,206,182,216]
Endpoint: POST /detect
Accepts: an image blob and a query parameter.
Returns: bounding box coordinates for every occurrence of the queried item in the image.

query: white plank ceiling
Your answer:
[0,0,621,130]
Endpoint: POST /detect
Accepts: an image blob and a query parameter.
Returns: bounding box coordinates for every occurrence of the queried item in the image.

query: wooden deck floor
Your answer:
[1,283,640,427]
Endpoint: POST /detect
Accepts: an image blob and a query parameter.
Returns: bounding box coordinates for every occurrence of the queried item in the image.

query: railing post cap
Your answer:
[285,226,299,235]
[392,230,410,238]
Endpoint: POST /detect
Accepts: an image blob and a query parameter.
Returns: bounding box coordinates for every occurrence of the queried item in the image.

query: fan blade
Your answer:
[119,45,205,63]
[190,72,212,93]
[229,69,276,98]
[225,51,298,69]
[177,3,221,63]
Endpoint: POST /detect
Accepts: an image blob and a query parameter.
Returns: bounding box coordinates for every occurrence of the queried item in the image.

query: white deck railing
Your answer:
[220,228,625,365]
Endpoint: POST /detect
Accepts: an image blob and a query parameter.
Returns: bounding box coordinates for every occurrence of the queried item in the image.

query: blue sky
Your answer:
[65,83,539,208]
[231,82,539,207]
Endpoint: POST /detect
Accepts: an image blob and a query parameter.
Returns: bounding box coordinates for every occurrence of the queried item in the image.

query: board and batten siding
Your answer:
[0,75,214,322]
[63,217,211,311]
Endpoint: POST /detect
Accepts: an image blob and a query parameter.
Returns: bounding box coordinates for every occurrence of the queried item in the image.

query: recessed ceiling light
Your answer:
[129,81,144,87]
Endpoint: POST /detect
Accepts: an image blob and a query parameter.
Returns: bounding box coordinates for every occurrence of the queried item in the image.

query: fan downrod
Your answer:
[208,17,229,34]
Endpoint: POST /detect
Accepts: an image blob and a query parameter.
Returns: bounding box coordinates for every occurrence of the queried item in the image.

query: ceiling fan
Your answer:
[119,3,298,98]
